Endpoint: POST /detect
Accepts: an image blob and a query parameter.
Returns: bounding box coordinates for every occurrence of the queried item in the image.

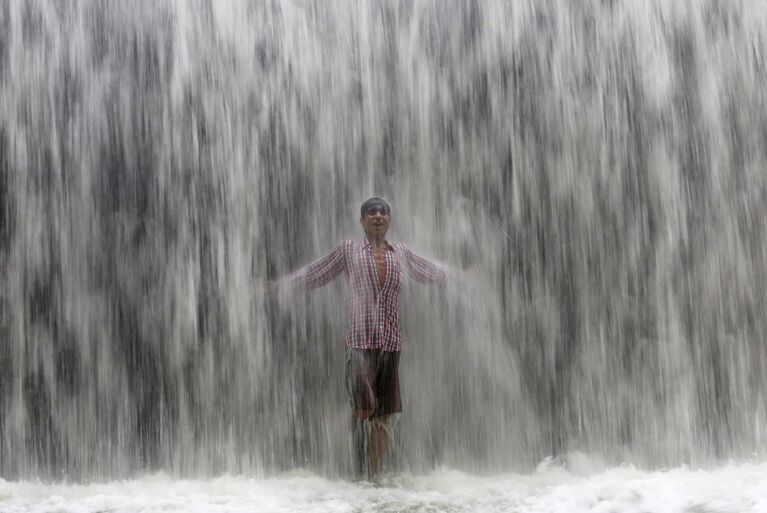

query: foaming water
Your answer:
[2,461,767,513]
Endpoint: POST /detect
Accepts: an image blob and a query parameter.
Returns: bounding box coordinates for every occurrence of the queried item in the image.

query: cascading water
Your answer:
[2,0,767,487]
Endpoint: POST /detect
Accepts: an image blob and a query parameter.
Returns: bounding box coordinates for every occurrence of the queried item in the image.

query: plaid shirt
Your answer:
[289,239,446,351]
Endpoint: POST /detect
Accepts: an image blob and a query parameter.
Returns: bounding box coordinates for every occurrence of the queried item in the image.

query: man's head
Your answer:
[360,197,391,240]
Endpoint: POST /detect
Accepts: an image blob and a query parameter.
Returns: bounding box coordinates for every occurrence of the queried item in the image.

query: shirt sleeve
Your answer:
[287,243,347,290]
[402,245,447,284]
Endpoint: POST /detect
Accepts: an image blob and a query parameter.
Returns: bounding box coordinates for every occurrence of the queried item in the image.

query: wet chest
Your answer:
[371,248,387,288]
[352,247,400,290]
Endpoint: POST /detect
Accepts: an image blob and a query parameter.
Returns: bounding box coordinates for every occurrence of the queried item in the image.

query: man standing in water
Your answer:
[282,197,446,480]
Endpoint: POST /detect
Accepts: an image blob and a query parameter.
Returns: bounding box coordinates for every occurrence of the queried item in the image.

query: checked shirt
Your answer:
[289,239,446,351]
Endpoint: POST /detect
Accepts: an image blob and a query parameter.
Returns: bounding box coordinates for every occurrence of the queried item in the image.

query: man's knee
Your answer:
[353,408,374,419]
[370,414,390,428]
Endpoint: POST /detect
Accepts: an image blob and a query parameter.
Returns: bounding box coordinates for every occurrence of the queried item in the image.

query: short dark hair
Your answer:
[360,197,391,218]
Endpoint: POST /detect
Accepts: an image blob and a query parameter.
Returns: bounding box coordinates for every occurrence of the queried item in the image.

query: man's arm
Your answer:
[284,243,347,290]
[402,245,447,284]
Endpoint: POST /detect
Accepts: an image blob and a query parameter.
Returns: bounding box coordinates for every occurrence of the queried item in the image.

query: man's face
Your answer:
[360,206,390,239]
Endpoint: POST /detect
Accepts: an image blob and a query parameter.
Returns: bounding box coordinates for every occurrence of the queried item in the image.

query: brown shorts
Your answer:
[345,348,402,417]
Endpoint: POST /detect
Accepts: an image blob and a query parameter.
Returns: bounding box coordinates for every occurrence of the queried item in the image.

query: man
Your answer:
[282,197,446,479]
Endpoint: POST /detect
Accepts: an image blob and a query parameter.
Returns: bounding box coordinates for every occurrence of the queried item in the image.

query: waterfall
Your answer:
[2,0,767,480]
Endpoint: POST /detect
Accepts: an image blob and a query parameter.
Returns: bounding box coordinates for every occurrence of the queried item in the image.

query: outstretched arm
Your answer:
[285,243,346,290]
[402,246,447,284]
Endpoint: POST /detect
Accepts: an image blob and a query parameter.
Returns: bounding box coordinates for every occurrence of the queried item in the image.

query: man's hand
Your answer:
[265,281,279,302]
[255,280,279,304]
[259,280,293,310]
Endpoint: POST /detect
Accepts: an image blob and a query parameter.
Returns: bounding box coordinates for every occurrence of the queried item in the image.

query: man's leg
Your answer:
[352,409,374,478]
[347,348,399,480]
[369,414,390,479]
[347,347,376,479]
[367,350,400,479]
[352,409,388,480]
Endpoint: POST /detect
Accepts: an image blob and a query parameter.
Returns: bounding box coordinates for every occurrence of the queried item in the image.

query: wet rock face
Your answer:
[1,0,767,479]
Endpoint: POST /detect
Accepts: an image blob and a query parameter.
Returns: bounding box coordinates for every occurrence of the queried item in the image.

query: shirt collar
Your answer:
[362,238,392,250]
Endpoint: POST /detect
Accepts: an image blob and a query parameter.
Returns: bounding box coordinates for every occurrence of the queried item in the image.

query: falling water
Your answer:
[2,0,767,485]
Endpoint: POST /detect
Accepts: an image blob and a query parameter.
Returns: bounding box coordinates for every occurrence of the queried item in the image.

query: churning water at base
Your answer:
[3,0,767,498]
[3,460,767,513]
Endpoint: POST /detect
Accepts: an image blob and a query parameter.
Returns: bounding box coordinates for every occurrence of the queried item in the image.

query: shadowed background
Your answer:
[1,0,767,480]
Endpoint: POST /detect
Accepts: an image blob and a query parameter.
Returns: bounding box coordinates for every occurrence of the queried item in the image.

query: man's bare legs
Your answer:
[369,415,390,478]
[353,408,389,480]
